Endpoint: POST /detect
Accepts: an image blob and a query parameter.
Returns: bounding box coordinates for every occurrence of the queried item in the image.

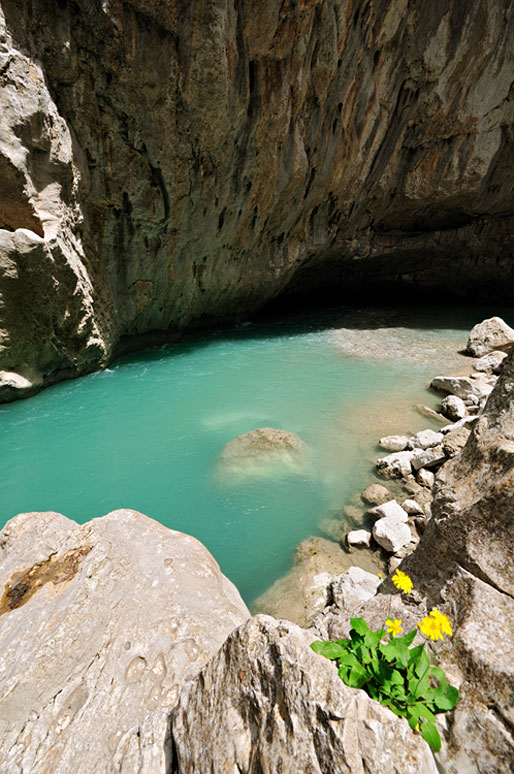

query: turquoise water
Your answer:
[1,305,511,604]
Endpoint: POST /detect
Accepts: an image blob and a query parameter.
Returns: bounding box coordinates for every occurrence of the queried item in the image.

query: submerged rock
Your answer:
[466,317,514,357]
[219,427,307,475]
[361,483,393,505]
[0,510,249,773]
[171,615,437,774]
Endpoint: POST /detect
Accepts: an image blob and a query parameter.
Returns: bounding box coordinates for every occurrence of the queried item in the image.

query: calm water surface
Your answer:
[1,305,511,603]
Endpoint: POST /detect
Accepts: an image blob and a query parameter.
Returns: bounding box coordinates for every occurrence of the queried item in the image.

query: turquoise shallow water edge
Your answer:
[1,304,513,604]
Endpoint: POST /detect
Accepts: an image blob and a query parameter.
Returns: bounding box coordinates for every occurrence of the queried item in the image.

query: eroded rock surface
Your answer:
[0,509,249,773]
[1,0,514,399]
[171,615,437,774]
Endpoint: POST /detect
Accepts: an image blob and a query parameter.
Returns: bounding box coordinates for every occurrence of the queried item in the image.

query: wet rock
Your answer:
[408,429,444,449]
[361,483,392,505]
[171,615,437,774]
[346,529,372,548]
[0,510,249,773]
[443,426,471,458]
[369,500,409,522]
[473,350,508,373]
[378,434,409,452]
[411,445,447,470]
[372,516,412,554]
[466,317,514,357]
[376,451,414,479]
[441,395,467,421]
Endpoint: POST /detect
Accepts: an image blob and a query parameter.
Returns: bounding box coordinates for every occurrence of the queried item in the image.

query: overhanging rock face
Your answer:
[1,0,514,399]
[0,509,250,773]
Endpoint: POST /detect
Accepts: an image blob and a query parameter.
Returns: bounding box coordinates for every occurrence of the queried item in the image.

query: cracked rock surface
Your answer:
[0,509,249,773]
[171,615,437,774]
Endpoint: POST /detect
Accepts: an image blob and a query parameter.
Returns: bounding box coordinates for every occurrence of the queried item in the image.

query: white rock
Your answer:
[411,445,447,470]
[373,516,412,553]
[408,429,444,449]
[346,529,372,548]
[388,556,403,573]
[441,394,467,421]
[466,316,514,357]
[0,510,250,774]
[172,616,438,774]
[473,351,508,372]
[431,375,494,401]
[331,566,381,609]
[378,434,409,452]
[376,450,414,479]
[369,500,409,522]
[441,415,479,433]
[402,499,424,515]
[417,468,435,487]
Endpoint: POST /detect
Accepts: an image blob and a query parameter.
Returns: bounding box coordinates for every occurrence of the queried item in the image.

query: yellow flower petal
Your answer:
[418,616,444,641]
[429,607,453,637]
[391,569,413,595]
[386,618,403,638]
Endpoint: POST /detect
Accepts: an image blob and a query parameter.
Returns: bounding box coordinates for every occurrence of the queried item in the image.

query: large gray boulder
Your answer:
[0,509,250,773]
[171,615,437,774]
[466,317,514,357]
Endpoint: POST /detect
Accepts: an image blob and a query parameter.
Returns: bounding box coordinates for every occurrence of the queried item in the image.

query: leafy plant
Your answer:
[310,571,459,751]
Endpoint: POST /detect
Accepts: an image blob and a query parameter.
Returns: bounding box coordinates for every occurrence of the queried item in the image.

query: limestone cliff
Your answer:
[1,0,513,399]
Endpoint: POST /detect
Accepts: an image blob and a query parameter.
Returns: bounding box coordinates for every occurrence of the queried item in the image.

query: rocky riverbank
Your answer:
[1,317,513,772]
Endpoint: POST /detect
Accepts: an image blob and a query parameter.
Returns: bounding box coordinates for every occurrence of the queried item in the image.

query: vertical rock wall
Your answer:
[1,0,513,398]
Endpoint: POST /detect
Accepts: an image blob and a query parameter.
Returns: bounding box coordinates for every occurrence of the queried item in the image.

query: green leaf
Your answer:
[365,629,385,649]
[406,705,420,730]
[421,721,441,752]
[350,617,371,636]
[310,641,348,660]
[433,686,459,711]
[347,663,370,689]
[387,641,409,669]
[407,644,424,669]
[429,666,448,689]
[396,629,417,647]
[337,651,361,669]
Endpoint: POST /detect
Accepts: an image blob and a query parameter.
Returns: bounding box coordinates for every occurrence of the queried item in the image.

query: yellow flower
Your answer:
[391,569,413,595]
[386,618,403,638]
[378,573,383,579]
[418,616,444,641]
[429,608,453,637]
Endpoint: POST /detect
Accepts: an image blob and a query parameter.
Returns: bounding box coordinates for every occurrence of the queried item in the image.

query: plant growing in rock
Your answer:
[310,570,458,751]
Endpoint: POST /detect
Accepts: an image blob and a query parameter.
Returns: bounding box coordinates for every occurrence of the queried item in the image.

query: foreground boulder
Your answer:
[171,615,437,774]
[0,509,249,773]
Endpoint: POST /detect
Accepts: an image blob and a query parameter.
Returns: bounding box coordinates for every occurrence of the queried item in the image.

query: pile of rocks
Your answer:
[344,317,513,573]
